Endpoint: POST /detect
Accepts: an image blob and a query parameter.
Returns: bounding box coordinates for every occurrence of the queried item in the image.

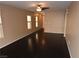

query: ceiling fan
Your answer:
[36,3,49,12]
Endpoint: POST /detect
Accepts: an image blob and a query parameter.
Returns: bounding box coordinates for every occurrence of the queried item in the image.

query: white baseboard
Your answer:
[65,37,72,58]
[44,31,64,34]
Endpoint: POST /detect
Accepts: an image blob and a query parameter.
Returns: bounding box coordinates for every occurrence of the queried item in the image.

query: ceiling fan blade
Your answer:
[42,7,49,10]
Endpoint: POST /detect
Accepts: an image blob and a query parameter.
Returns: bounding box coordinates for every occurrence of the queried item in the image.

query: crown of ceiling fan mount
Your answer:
[36,4,42,12]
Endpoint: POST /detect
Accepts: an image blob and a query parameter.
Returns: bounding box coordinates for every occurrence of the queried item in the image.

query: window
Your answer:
[27,15,32,29]
[0,16,4,38]
[0,16,2,24]
[35,16,39,28]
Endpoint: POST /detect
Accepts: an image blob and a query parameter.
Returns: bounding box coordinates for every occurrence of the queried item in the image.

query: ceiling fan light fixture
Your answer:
[36,6,42,12]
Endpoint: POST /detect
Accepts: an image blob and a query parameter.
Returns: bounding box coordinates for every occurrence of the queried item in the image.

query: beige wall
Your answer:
[43,9,65,33]
[66,2,79,57]
[0,5,42,48]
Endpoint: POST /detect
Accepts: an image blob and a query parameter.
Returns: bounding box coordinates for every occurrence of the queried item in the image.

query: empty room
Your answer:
[0,1,79,58]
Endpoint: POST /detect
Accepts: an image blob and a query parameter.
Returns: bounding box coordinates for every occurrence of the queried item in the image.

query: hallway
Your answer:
[0,1,79,58]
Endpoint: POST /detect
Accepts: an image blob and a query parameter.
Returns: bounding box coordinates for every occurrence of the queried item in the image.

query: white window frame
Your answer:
[35,16,39,28]
[27,15,32,30]
[0,16,4,38]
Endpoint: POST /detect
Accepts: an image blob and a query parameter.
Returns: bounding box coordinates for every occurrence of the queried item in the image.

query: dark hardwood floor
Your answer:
[0,29,70,58]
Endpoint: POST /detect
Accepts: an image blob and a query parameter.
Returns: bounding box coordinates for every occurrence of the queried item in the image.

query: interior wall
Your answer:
[43,9,65,33]
[66,2,79,57]
[0,5,42,48]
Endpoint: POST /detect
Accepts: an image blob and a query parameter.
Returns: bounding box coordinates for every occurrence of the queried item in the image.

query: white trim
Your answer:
[0,28,41,49]
[64,9,68,37]
[44,31,64,34]
[65,37,72,58]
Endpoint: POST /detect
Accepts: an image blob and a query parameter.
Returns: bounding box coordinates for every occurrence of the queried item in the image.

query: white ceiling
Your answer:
[0,1,72,12]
